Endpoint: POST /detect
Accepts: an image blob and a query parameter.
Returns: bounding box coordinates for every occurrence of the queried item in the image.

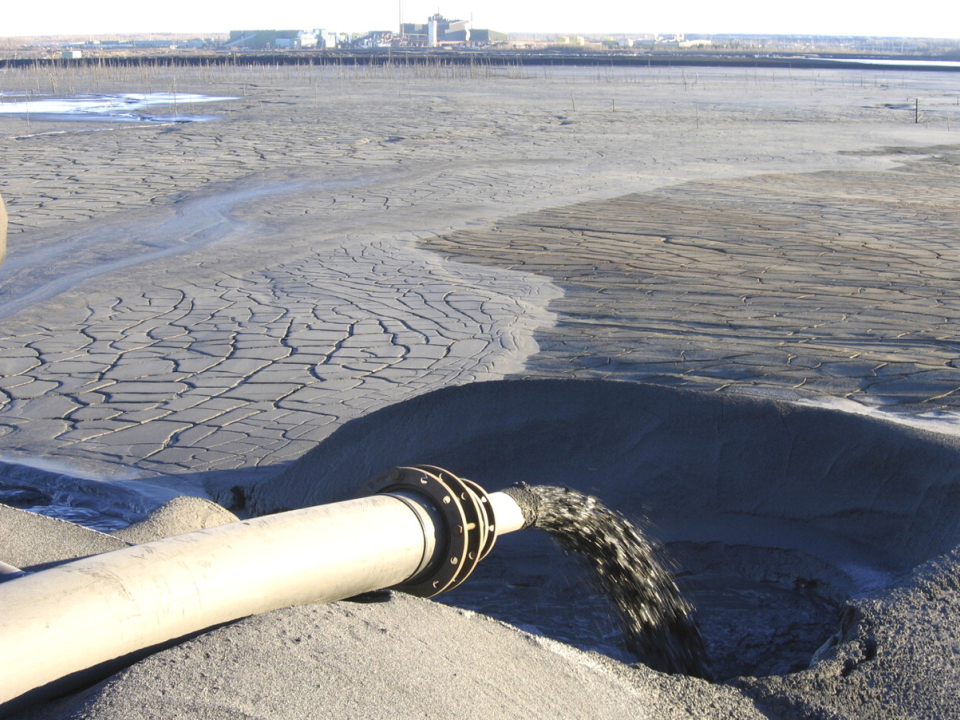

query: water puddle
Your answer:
[0,92,236,123]
[0,456,181,534]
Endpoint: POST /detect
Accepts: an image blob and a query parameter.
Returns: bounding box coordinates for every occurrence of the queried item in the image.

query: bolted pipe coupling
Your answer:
[365,465,498,597]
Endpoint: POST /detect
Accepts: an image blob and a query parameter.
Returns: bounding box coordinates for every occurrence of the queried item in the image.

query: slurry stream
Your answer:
[504,483,713,679]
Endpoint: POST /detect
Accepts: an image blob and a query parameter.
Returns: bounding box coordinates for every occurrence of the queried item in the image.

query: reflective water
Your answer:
[0,455,178,533]
[0,92,236,123]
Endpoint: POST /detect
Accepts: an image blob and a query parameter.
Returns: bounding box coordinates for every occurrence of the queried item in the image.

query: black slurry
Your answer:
[504,483,712,679]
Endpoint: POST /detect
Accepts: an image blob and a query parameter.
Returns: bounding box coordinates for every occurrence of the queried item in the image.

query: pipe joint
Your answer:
[367,465,497,597]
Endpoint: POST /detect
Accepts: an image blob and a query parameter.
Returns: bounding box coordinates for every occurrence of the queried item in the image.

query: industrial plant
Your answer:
[225,13,506,51]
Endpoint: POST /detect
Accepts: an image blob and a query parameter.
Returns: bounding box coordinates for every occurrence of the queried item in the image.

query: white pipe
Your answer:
[0,560,24,578]
[0,495,426,710]
[490,491,526,535]
[0,488,525,712]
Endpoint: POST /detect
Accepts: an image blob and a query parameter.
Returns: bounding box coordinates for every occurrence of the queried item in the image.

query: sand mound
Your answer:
[10,379,960,718]
[16,592,762,720]
[237,378,960,716]
[111,496,238,544]
[252,378,960,575]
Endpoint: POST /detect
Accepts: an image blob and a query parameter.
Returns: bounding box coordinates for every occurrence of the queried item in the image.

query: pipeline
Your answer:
[0,466,526,714]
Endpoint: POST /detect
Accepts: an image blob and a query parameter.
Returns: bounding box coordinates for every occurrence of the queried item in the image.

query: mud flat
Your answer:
[2,63,960,718]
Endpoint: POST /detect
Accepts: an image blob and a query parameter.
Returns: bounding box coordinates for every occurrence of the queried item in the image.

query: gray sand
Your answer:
[11,380,960,718]
[110,496,238,544]
[3,63,960,718]
[0,503,128,570]
[1,64,954,483]
[12,593,764,720]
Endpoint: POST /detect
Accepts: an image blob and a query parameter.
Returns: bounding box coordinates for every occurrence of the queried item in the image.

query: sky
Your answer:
[2,0,958,39]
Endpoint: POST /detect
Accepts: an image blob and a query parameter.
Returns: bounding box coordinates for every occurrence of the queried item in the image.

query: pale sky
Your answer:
[2,0,958,39]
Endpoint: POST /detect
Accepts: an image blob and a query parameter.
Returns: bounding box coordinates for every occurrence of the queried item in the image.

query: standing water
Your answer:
[504,484,712,679]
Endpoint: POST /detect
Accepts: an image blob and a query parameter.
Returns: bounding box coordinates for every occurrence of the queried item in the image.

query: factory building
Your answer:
[469,28,508,44]
[226,30,324,49]
[401,14,504,46]
[227,13,504,51]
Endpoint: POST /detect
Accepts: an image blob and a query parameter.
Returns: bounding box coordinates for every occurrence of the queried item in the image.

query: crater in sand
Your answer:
[438,528,853,679]
[248,378,960,681]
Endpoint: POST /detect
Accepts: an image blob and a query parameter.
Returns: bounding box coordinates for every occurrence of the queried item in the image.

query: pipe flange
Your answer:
[415,465,498,564]
[457,476,498,562]
[367,465,496,597]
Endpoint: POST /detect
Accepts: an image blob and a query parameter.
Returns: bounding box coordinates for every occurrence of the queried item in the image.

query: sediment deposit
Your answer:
[2,62,960,718]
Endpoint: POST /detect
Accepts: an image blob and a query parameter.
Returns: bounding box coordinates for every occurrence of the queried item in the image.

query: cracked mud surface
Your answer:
[3,65,959,486]
[3,64,960,488]
[0,237,554,475]
[425,148,960,410]
[3,63,960,719]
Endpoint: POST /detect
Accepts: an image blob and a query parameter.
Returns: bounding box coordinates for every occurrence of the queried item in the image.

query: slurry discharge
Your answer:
[505,483,713,679]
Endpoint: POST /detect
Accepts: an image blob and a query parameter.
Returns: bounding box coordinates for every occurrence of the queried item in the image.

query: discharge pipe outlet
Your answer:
[0,466,524,713]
